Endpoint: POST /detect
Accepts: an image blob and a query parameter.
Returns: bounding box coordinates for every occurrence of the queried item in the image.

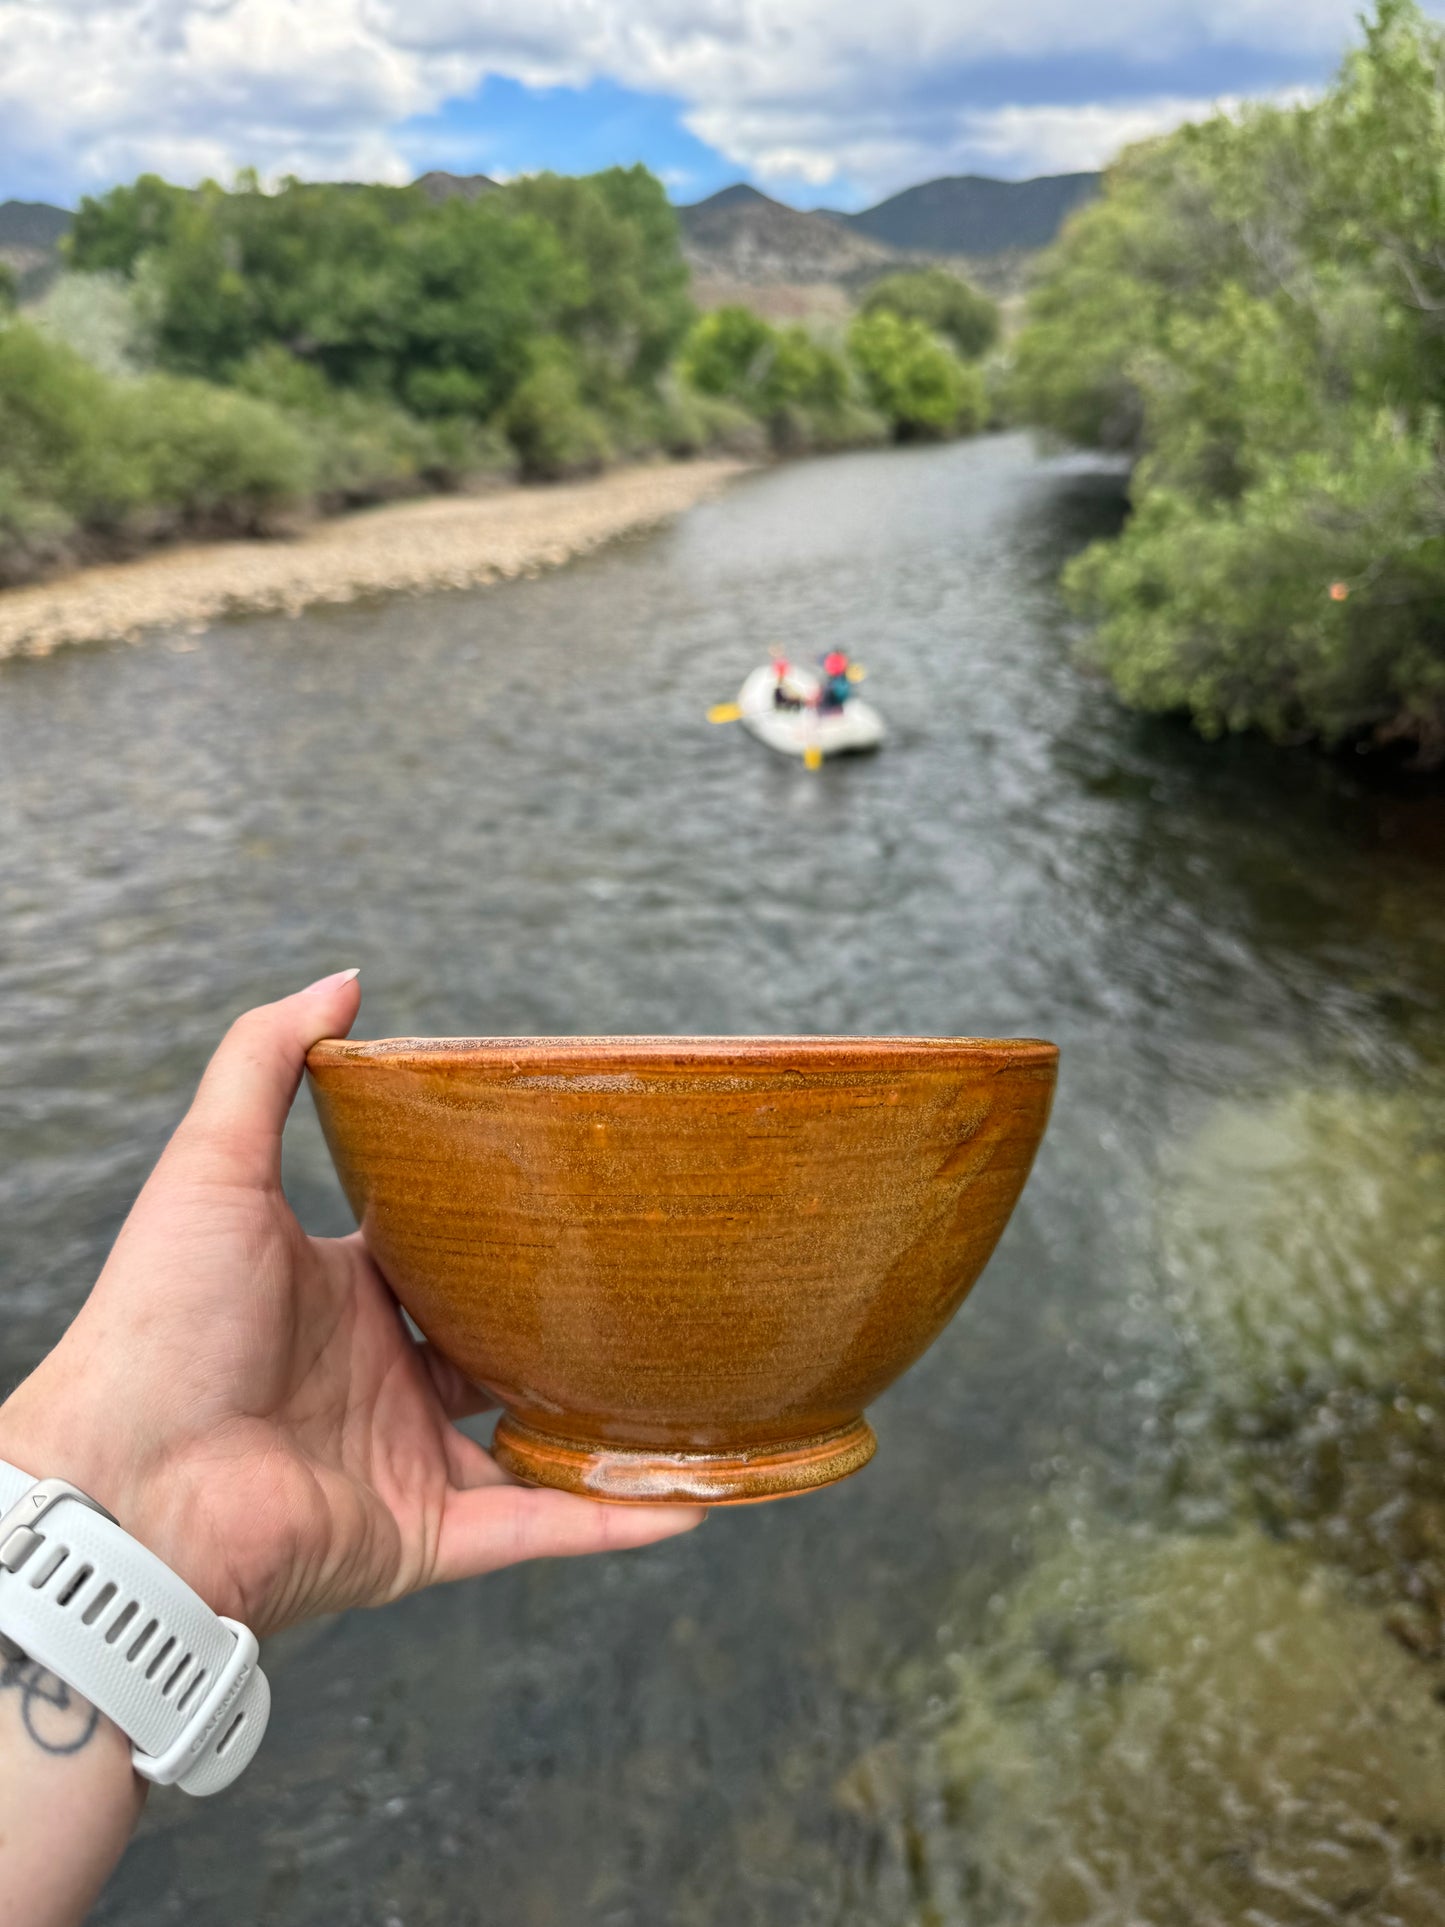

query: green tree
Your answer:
[67,174,192,276]
[848,309,985,437]
[507,168,693,396]
[65,168,691,434]
[680,306,869,449]
[503,337,614,479]
[1011,0,1445,760]
[861,268,1000,360]
[680,306,776,400]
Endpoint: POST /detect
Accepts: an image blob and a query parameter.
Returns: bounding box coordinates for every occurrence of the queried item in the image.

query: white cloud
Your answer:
[0,0,1395,203]
[928,89,1320,180]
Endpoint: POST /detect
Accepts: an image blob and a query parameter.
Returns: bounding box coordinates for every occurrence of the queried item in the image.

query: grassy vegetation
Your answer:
[1011,0,1445,763]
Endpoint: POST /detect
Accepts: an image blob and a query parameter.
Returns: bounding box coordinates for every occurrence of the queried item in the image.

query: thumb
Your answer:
[173,969,363,1188]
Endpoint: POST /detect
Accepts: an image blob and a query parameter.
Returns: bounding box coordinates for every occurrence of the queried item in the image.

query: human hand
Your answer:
[0,973,705,1638]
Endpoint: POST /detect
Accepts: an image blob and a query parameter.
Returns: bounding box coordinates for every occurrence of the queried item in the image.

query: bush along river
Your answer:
[2,431,1445,1925]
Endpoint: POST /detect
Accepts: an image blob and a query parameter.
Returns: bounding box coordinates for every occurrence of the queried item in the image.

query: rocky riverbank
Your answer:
[0,458,747,659]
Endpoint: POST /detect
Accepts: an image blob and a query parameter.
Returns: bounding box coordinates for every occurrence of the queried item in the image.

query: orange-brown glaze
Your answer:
[306,1036,1058,1504]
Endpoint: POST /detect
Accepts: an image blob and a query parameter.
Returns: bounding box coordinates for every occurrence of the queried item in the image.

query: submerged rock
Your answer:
[1159,1085,1445,1644]
[832,1087,1445,1924]
[848,1523,1445,1926]
[1158,1087,1445,1392]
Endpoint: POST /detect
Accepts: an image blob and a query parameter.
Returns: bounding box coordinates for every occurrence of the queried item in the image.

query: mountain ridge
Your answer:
[833,171,1100,255]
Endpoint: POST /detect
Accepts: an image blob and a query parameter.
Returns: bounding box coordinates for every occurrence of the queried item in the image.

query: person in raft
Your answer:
[0,971,704,1925]
[818,651,854,713]
[771,653,802,710]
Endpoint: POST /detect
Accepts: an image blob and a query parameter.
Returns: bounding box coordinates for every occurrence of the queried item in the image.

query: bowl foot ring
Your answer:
[492,1414,877,1505]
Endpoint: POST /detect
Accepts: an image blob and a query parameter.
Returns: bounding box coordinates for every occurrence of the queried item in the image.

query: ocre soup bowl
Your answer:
[306,1035,1058,1505]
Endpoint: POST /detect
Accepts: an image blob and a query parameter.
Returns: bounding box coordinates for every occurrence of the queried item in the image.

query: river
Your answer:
[3,432,1445,1925]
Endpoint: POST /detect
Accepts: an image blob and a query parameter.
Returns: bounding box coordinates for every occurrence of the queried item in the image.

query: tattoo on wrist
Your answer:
[2,1655,99,1755]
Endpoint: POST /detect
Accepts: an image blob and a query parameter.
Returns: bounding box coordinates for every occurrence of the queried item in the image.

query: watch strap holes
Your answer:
[174,1666,208,1713]
[145,1634,176,1680]
[161,1651,193,1697]
[125,1617,159,1662]
[81,1580,118,1625]
[105,1600,139,1644]
[215,1709,246,1756]
[56,1562,93,1607]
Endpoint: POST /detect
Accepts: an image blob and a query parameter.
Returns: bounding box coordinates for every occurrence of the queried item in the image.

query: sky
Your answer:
[0,0,1417,212]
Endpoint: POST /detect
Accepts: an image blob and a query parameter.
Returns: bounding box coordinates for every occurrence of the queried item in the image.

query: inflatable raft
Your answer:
[736,665,885,761]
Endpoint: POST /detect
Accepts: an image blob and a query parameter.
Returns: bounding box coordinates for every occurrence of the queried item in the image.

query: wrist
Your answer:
[0,1364,189,1601]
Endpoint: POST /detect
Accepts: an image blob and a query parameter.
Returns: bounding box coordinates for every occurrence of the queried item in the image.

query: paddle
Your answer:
[707,703,743,723]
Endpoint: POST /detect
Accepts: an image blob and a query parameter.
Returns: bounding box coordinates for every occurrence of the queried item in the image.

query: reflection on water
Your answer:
[2,433,1444,1923]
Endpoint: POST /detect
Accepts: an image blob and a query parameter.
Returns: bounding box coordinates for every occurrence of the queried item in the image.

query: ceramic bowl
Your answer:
[306,1036,1058,1505]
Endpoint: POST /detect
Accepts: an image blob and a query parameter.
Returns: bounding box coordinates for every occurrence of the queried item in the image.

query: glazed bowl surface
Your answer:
[306,1035,1058,1504]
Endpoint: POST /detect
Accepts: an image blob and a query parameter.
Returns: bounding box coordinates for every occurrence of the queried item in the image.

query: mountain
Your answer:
[413,171,499,203]
[0,200,72,297]
[677,184,895,287]
[0,201,72,251]
[838,172,1099,256]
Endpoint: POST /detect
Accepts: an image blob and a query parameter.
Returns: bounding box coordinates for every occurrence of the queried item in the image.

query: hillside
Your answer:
[840,172,1099,255]
[0,201,71,251]
[678,172,1094,319]
[677,184,893,285]
[412,171,500,204]
[0,200,72,297]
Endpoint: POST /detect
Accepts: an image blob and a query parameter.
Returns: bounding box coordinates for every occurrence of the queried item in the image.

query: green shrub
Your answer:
[847,310,985,437]
[504,340,614,479]
[680,307,883,451]
[648,374,767,458]
[0,317,311,579]
[234,344,511,496]
[860,268,1000,360]
[798,396,891,451]
[680,307,776,402]
[0,320,146,527]
[116,375,314,521]
[1065,418,1445,749]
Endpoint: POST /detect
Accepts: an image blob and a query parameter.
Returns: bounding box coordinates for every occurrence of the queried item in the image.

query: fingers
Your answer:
[172,969,363,1188]
[432,1483,706,1585]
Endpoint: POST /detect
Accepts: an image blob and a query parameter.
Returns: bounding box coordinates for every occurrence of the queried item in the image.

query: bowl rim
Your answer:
[307,1034,1059,1073]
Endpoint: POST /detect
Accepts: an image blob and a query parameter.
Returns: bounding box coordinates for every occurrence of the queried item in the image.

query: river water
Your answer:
[3,433,1445,1924]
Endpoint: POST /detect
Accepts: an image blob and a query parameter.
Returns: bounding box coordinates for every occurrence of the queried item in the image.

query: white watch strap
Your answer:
[0,1459,270,1795]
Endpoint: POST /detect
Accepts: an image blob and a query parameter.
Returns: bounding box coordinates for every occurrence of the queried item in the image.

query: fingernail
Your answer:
[304,967,361,993]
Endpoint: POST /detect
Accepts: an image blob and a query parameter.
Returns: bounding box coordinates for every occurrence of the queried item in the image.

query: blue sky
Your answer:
[400,79,742,202]
[0,0,1407,210]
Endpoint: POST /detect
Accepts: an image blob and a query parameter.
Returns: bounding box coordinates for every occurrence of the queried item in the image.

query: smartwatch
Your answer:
[0,1460,270,1794]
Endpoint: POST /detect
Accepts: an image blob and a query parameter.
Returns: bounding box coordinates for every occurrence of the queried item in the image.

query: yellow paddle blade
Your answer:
[803,744,824,771]
[707,703,743,724]
[846,664,867,683]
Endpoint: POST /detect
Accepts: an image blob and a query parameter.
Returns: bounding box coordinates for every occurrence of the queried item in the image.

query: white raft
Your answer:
[737,665,885,761]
